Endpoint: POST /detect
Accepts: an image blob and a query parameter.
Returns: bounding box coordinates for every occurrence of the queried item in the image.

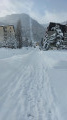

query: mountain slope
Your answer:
[61,21,67,25]
[0,13,45,42]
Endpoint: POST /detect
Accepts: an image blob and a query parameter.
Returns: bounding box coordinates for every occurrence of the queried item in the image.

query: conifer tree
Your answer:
[16,20,22,48]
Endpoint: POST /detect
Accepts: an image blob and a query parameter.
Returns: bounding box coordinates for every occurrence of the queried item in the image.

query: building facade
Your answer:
[0,25,16,48]
[44,22,67,50]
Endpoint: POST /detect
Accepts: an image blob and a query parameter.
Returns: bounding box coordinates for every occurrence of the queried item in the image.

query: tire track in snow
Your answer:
[0,63,27,107]
[0,52,34,120]
[0,50,33,103]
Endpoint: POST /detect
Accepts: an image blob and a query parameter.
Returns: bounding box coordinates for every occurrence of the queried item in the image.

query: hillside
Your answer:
[62,21,67,25]
[0,13,46,42]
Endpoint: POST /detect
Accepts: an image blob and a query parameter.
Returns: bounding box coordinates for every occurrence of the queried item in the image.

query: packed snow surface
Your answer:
[0,47,67,120]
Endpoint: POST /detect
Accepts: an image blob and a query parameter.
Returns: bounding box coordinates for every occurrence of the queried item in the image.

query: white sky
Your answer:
[0,0,67,24]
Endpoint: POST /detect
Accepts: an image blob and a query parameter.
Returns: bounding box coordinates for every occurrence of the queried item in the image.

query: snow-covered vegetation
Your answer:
[43,24,64,50]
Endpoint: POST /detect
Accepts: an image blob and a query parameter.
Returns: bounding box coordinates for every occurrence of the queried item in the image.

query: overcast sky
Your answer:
[0,0,67,24]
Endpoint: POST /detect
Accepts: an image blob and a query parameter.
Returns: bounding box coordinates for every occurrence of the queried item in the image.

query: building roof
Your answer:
[47,22,67,33]
[0,25,14,27]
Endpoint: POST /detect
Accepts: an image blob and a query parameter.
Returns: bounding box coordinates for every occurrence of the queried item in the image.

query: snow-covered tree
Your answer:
[41,38,44,47]
[43,24,64,50]
[43,32,50,50]
[29,40,32,47]
[51,24,63,39]
[16,20,22,48]
[24,38,29,47]
[6,36,17,48]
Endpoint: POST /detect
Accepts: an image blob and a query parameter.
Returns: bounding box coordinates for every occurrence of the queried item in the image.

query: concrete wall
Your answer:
[0,25,15,41]
[6,26,15,39]
[0,25,16,47]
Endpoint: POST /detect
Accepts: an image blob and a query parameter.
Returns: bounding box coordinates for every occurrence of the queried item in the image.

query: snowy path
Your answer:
[0,48,60,120]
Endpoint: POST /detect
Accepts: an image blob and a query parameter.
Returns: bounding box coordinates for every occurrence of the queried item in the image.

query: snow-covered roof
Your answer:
[48,22,66,33]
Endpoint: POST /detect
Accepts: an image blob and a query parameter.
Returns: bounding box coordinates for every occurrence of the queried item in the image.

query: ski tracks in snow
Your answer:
[0,49,60,120]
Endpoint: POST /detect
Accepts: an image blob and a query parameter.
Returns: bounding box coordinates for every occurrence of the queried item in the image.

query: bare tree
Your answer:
[16,20,22,48]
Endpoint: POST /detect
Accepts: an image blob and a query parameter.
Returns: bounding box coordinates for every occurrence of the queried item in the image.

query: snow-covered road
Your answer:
[0,48,65,120]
